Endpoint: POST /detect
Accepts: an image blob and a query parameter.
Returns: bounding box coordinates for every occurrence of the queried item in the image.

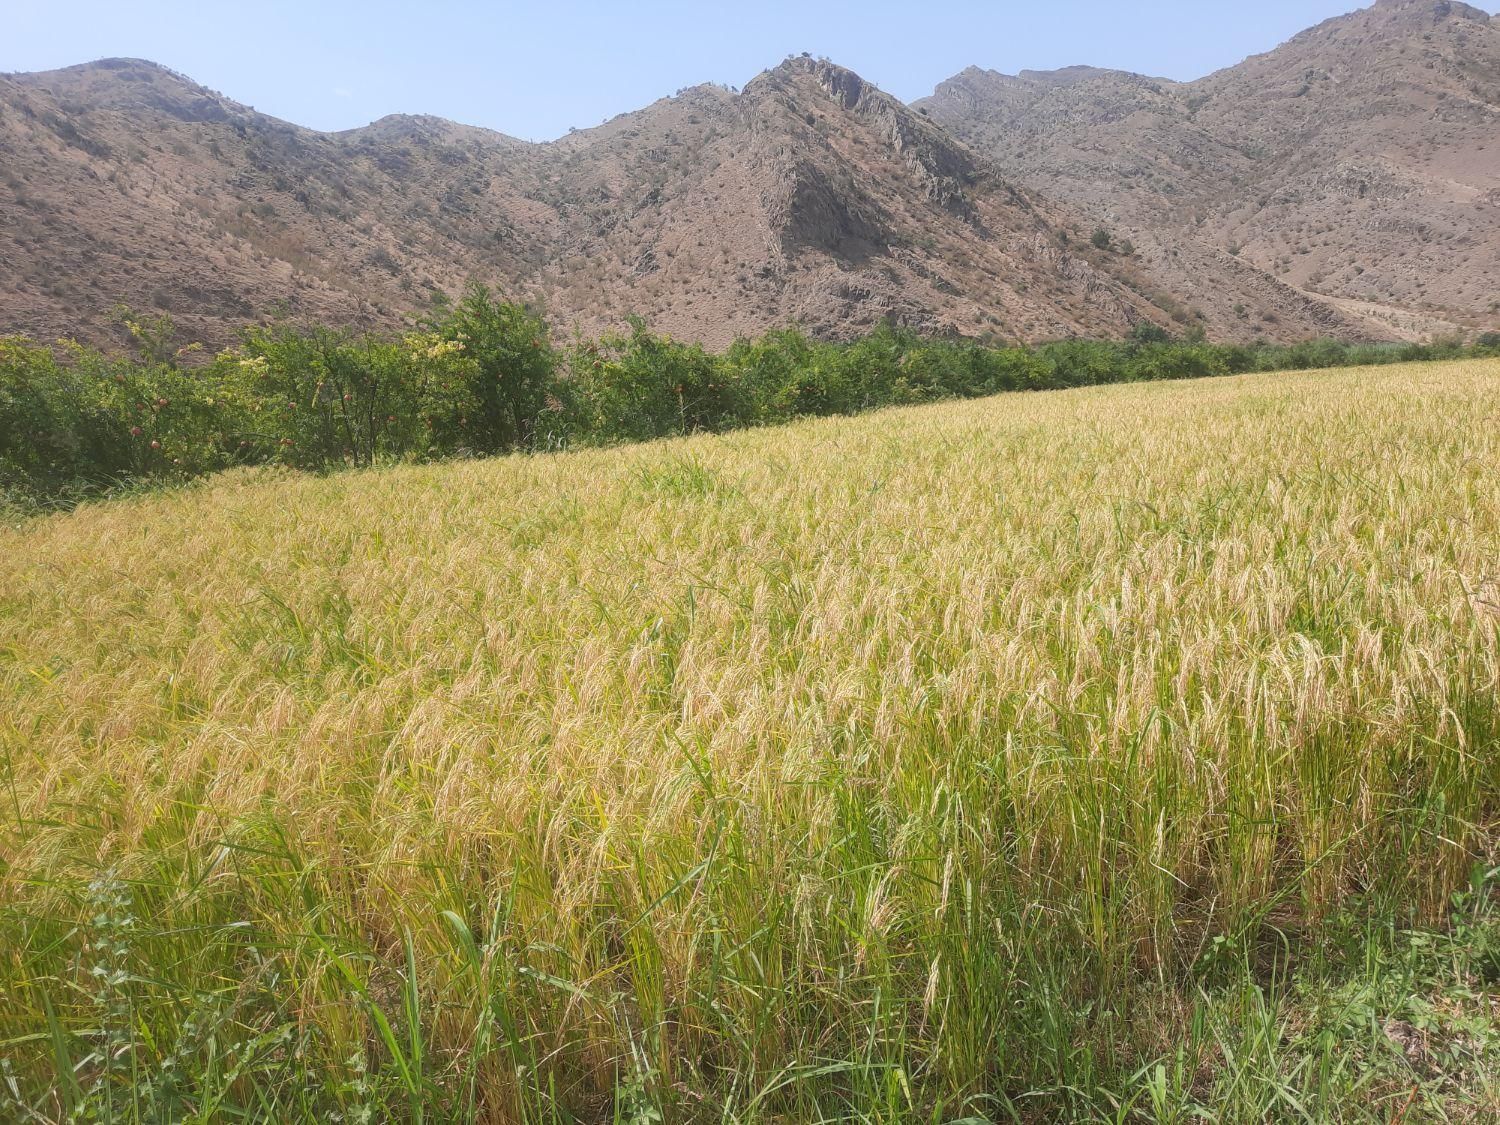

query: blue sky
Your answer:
[3,2,1482,141]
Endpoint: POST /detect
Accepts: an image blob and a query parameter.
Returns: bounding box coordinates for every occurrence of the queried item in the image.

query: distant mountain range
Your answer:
[2,0,1496,349]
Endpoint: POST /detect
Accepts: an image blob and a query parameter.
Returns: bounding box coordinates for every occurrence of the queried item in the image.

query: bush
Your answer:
[231,326,476,468]
[720,328,818,422]
[569,319,726,443]
[0,329,238,498]
[4,299,1494,506]
[1039,339,1123,387]
[429,284,556,454]
[1125,343,1228,382]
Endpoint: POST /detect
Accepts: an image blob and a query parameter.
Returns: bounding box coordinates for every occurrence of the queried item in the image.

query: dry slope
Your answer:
[918,0,1500,340]
[2,50,1380,349]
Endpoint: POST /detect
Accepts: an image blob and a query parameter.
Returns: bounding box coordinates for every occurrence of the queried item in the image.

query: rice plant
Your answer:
[1,358,1497,1120]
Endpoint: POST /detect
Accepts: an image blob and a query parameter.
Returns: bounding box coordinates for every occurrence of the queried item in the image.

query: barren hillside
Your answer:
[1,56,1203,348]
[918,0,1500,340]
[4,1,1493,348]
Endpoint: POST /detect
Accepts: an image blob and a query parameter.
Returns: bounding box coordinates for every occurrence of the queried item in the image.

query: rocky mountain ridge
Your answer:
[917,0,1500,340]
[2,1,1494,350]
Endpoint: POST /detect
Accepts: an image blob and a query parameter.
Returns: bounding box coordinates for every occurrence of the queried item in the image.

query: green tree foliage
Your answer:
[0,329,242,499]
[4,295,1498,508]
[570,318,726,443]
[429,284,556,454]
[232,326,475,469]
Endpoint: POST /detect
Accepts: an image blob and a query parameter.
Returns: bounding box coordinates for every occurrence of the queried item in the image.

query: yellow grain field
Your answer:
[2,359,1497,1121]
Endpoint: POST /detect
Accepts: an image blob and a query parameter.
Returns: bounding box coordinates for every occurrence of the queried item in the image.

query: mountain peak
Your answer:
[36,57,178,77]
[1290,0,1493,46]
[921,0,1500,343]
[12,56,249,124]
[1367,0,1491,23]
[3,2,1496,351]
[1016,65,1153,86]
[16,57,207,92]
[757,55,878,108]
[342,113,525,147]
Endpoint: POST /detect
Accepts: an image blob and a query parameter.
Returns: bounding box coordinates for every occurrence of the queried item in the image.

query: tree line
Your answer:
[3,284,1497,507]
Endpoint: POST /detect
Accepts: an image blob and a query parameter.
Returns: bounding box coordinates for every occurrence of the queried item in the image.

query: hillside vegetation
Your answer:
[1,358,1497,1120]
[5,290,1497,510]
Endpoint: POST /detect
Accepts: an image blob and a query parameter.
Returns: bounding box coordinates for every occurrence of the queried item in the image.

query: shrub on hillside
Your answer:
[0,331,237,499]
[1125,342,1229,382]
[1038,339,1123,387]
[719,328,818,422]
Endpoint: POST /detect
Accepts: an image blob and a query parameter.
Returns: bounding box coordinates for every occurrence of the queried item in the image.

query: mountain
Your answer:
[917,0,1500,340]
[1,55,1213,349]
[3,2,1495,351]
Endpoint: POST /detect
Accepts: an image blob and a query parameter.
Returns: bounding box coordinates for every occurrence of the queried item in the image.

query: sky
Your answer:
[3,1,1489,141]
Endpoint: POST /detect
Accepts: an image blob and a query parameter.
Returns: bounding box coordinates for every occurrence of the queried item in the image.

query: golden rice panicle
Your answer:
[0,358,1497,1120]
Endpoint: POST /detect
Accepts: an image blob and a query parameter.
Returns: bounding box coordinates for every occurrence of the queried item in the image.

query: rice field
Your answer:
[1,358,1498,1122]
